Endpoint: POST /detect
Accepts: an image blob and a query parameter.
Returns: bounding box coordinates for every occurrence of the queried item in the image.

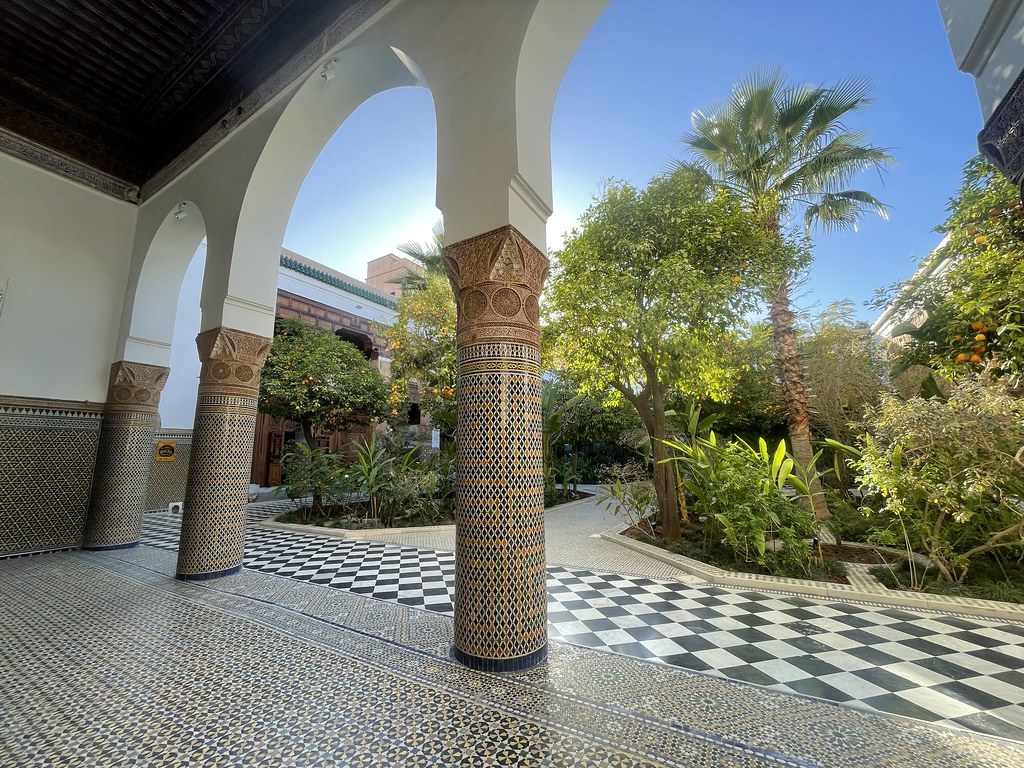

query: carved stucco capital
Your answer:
[105,361,170,414]
[195,326,272,396]
[442,225,548,349]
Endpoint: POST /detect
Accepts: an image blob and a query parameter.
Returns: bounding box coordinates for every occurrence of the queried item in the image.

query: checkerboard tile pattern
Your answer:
[141,505,456,613]
[138,506,1024,741]
[545,570,1024,741]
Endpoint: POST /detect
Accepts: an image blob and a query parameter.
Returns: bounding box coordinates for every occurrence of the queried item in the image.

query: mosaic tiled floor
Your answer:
[4,547,1023,767]
[134,505,1024,742]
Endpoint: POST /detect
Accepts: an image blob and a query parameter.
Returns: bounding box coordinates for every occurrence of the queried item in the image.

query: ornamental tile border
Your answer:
[280,255,397,309]
[600,531,1024,624]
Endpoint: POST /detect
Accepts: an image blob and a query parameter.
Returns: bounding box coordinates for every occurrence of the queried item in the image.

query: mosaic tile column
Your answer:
[83,362,169,550]
[176,327,271,581]
[443,225,548,671]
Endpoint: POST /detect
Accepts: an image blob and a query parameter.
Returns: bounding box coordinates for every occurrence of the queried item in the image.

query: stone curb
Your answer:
[261,495,593,540]
[260,519,455,540]
[600,531,1024,623]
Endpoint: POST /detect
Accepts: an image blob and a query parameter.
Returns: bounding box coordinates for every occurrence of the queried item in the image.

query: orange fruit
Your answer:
[975,333,987,341]
[971,322,984,330]
[956,353,968,362]
[953,334,962,341]
[975,235,987,245]
[970,354,982,363]
[974,345,986,353]
[966,226,977,236]
[981,325,990,332]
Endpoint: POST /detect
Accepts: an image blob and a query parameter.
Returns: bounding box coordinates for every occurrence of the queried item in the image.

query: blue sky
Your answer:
[282,0,983,322]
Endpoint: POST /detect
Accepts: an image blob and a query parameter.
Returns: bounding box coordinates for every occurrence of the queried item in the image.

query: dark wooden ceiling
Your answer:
[0,0,362,192]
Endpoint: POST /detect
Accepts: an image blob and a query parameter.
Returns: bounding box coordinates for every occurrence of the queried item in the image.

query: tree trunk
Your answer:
[649,385,681,540]
[769,277,830,521]
[301,420,323,517]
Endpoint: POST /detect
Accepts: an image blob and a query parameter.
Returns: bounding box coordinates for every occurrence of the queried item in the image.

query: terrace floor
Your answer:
[2,498,1023,766]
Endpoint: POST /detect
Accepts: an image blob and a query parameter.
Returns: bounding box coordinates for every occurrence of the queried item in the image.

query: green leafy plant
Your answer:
[664,434,819,577]
[280,443,349,521]
[874,156,1024,388]
[350,433,392,523]
[379,447,445,527]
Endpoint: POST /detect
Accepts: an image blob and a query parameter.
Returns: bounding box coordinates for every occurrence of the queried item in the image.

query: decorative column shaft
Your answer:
[176,327,271,581]
[444,225,548,671]
[83,362,169,550]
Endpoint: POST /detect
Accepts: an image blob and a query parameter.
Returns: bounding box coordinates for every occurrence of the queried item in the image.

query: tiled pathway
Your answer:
[137,503,1024,742]
[4,546,1023,767]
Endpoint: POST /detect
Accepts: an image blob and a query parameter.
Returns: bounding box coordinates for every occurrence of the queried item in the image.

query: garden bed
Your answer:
[275,489,592,530]
[276,506,454,530]
[820,543,901,565]
[869,560,1024,605]
[624,523,850,584]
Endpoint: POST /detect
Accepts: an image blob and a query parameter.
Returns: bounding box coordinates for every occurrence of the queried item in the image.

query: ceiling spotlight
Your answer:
[321,57,339,82]
[173,202,188,221]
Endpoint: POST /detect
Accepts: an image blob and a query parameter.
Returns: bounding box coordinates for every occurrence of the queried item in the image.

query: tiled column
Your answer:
[83,362,169,550]
[444,225,548,671]
[176,327,271,581]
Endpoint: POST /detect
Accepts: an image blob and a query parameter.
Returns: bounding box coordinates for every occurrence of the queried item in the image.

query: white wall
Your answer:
[939,0,1024,119]
[0,154,135,402]
[159,242,206,429]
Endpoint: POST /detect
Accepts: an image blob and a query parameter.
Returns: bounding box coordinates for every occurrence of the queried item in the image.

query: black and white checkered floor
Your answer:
[140,505,1024,741]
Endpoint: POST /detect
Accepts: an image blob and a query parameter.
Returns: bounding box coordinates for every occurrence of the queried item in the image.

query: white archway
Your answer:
[119,200,208,367]
[201,43,430,338]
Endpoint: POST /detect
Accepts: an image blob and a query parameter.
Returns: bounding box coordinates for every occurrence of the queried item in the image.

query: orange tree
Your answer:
[259,317,387,447]
[383,271,457,427]
[879,156,1024,388]
[546,166,786,541]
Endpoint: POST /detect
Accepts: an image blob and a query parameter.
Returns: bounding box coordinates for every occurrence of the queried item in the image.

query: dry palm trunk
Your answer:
[770,277,830,521]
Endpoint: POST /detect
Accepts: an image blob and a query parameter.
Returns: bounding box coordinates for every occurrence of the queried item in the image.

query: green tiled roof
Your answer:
[280,254,397,309]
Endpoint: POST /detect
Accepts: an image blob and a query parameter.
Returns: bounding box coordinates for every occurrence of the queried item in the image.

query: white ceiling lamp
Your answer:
[321,57,339,82]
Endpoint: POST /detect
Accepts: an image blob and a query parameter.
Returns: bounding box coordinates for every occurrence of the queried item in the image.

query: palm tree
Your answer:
[681,69,894,520]
[389,220,445,293]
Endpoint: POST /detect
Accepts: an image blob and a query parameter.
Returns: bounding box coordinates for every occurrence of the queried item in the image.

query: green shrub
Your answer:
[825,491,890,544]
[598,467,657,535]
[847,379,1024,584]
[281,443,351,522]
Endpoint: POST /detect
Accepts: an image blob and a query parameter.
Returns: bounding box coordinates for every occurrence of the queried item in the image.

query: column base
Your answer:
[175,565,242,582]
[83,541,139,552]
[451,643,547,673]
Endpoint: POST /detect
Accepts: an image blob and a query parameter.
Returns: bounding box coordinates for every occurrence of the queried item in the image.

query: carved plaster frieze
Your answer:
[196,327,272,396]
[443,225,548,349]
[979,65,1024,193]
[105,361,170,414]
